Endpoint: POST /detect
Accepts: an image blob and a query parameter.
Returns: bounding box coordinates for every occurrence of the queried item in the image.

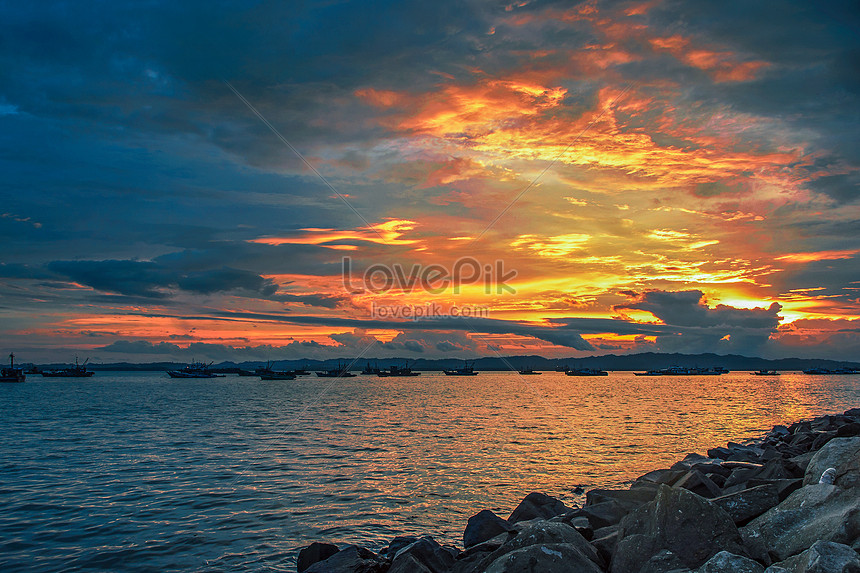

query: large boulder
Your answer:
[508,492,570,523]
[711,483,780,524]
[611,485,746,573]
[803,437,860,488]
[769,540,860,573]
[740,483,860,563]
[298,543,340,573]
[463,510,514,548]
[303,545,388,573]
[482,520,602,570]
[388,536,454,573]
[484,543,603,573]
[696,551,765,573]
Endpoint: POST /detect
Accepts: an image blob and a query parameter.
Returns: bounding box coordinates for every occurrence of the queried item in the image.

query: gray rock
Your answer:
[298,542,340,573]
[611,533,658,573]
[740,483,860,563]
[508,492,570,523]
[637,468,687,486]
[770,540,860,573]
[383,536,417,557]
[712,483,780,524]
[463,510,514,548]
[696,551,764,573]
[587,487,659,511]
[763,568,791,573]
[674,470,724,498]
[640,549,686,573]
[580,500,629,529]
[803,437,860,486]
[591,527,619,567]
[387,554,431,573]
[304,545,388,573]
[390,536,454,573]
[484,543,604,573]
[612,484,747,572]
[487,520,602,568]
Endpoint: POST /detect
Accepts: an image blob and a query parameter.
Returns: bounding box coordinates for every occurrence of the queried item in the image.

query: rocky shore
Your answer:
[297,409,860,573]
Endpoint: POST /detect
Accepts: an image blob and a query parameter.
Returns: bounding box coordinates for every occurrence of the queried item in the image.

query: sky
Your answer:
[1,0,859,363]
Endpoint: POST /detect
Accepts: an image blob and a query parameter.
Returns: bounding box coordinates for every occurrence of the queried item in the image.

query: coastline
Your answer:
[298,408,860,572]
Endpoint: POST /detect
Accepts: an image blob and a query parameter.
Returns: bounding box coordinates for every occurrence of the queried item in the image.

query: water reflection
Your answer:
[0,371,857,571]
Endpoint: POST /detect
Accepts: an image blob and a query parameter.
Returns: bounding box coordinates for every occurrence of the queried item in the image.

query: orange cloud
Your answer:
[775,249,860,264]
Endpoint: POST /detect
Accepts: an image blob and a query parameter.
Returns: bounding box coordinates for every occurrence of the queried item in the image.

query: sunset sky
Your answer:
[2,0,859,363]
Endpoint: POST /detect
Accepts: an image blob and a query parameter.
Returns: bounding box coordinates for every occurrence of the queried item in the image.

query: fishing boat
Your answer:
[378,363,420,377]
[361,362,382,375]
[260,371,296,380]
[42,357,95,377]
[634,366,728,376]
[443,361,478,376]
[0,353,25,383]
[316,363,357,377]
[753,370,779,376]
[802,367,859,375]
[166,361,225,378]
[566,368,608,376]
[518,367,541,375]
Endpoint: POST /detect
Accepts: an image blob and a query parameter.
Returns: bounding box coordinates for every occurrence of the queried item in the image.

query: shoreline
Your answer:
[298,407,860,572]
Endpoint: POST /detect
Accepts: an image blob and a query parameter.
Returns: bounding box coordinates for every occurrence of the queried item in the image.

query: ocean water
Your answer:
[1,370,858,572]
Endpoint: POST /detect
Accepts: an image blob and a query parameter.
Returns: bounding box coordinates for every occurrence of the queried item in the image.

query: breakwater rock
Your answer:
[298,409,860,573]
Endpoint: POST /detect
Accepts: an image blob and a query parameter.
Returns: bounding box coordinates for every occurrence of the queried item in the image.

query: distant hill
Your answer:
[49,352,860,372]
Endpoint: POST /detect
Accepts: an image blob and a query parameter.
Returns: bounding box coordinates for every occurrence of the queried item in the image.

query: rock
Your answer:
[763,568,790,573]
[508,492,570,523]
[837,423,860,437]
[746,478,803,502]
[640,549,686,573]
[611,533,659,573]
[303,545,388,573]
[388,537,454,573]
[805,438,860,486]
[383,536,417,557]
[674,470,724,498]
[463,510,514,548]
[579,500,630,529]
[637,468,687,486]
[450,534,508,573]
[708,447,732,460]
[612,485,747,572]
[387,555,431,573]
[770,540,860,573]
[695,551,764,573]
[591,527,619,566]
[672,453,723,471]
[771,425,791,439]
[740,483,860,563]
[489,520,602,568]
[484,543,603,573]
[298,542,340,573]
[711,483,780,524]
[812,432,837,451]
[587,487,659,511]
[844,408,860,418]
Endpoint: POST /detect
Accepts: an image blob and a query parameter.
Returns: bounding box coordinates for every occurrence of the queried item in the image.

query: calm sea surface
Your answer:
[1,370,858,571]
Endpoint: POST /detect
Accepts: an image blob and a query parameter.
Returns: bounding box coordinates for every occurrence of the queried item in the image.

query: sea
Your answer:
[1,370,858,572]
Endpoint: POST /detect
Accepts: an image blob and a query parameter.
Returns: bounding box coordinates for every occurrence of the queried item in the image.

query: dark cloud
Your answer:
[615,290,783,354]
[46,259,279,298]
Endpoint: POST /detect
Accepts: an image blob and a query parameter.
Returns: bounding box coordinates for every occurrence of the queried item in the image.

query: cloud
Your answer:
[46,260,278,298]
[614,290,783,354]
